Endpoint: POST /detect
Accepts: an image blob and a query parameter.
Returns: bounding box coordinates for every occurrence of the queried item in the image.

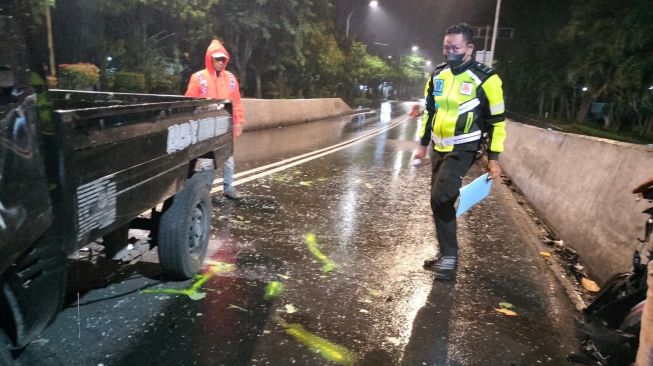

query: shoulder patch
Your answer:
[474,62,494,75]
[432,62,448,77]
[434,62,447,71]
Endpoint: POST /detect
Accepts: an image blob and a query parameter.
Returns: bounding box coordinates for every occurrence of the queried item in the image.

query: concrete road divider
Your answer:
[500,121,653,284]
[243,98,353,131]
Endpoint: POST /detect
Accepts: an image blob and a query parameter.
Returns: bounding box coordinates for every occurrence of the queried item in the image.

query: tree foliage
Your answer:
[501,0,653,138]
[32,0,423,101]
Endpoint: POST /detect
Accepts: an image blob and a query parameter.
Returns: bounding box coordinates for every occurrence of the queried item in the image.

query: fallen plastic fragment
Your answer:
[495,308,518,317]
[364,183,374,189]
[299,181,313,187]
[204,260,237,273]
[539,251,552,258]
[305,233,337,273]
[277,317,357,365]
[581,277,601,292]
[386,337,401,346]
[498,302,514,309]
[359,309,369,314]
[228,304,249,312]
[285,304,298,314]
[264,281,284,301]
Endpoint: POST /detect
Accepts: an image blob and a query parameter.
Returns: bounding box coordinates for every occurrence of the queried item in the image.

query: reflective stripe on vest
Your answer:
[432,130,482,148]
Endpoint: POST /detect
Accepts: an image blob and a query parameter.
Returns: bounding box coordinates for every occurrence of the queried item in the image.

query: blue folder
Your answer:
[456,173,493,218]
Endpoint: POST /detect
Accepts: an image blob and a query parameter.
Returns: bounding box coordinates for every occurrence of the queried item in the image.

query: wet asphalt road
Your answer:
[19,102,580,365]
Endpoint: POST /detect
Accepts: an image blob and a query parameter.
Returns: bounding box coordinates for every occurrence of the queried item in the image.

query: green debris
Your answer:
[188,292,207,300]
[277,318,357,366]
[299,181,313,187]
[142,261,235,300]
[499,302,514,309]
[264,281,284,301]
[273,173,293,183]
[305,233,337,273]
[368,289,382,298]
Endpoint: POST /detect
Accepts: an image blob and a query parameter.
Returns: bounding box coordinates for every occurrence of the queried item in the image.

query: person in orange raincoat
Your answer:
[185,39,245,200]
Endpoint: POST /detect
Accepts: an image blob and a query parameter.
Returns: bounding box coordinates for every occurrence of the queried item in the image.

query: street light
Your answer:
[412,45,419,52]
[426,60,432,66]
[346,1,379,38]
[488,0,502,67]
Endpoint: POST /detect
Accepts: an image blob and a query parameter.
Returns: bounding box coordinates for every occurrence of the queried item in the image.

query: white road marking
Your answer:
[210,115,410,193]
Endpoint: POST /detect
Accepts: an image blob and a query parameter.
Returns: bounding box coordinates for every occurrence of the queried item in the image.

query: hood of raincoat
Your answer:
[204,39,231,74]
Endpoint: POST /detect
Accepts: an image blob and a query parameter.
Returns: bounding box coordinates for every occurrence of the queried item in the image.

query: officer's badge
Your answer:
[460,82,473,96]
[434,78,444,96]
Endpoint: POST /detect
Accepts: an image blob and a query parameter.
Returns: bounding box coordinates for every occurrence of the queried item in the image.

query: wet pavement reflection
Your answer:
[20,102,579,365]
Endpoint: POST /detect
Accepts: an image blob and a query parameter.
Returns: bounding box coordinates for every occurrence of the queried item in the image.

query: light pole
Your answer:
[346,1,378,38]
[45,0,56,79]
[488,0,502,67]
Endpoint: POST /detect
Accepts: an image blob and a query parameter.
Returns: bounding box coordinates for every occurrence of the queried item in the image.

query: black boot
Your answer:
[432,256,457,280]
[423,254,442,269]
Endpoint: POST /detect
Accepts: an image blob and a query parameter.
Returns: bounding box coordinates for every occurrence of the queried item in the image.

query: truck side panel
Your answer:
[49,92,232,254]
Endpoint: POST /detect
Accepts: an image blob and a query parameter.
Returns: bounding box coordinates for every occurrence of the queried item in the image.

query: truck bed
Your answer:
[45,89,232,253]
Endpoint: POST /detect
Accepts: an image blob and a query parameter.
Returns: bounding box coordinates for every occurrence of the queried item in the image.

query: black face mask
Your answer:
[445,52,466,69]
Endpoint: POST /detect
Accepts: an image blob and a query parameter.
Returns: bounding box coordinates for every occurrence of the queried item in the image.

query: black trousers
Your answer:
[430,150,477,257]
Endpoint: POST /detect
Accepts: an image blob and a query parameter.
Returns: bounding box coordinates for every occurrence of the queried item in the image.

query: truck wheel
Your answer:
[0,329,12,366]
[158,171,213,280]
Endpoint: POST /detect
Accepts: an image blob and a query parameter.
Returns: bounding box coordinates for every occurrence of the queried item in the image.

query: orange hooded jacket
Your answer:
[185,40,245,125]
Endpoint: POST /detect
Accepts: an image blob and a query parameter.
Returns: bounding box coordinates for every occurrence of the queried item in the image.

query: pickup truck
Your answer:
[0,9,232,363]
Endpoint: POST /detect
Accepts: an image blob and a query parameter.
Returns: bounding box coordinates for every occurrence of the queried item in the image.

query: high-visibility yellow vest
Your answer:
[420,61,506,160]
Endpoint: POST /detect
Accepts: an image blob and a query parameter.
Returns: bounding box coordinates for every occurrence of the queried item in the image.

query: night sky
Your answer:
[335,0,569,65]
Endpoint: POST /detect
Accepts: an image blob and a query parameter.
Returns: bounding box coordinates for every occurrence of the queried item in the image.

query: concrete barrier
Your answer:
[242,98,353,131]
[501,121,653,284]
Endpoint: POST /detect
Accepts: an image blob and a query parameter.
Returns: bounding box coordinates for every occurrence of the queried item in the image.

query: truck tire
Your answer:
[0,329,12,366]
[158,171,213,280]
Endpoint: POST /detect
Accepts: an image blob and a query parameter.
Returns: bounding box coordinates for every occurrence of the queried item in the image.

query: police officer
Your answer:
[414,23,507,280]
